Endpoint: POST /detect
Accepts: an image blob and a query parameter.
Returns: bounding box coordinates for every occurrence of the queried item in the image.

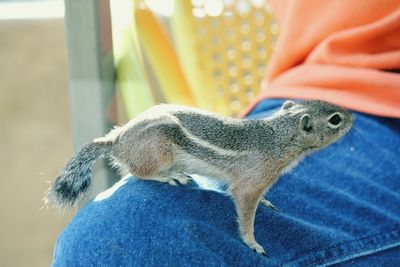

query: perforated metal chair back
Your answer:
[116,0,277,117]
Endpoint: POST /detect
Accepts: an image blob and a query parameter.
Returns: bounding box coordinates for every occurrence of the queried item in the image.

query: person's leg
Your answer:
[52,99,400,266]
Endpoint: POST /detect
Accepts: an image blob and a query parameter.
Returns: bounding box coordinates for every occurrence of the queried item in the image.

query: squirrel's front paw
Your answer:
[242,235,268,256]
[248,241,268,256]
[260,198,279,211]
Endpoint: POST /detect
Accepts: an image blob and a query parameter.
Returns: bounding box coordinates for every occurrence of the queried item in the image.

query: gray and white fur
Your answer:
[45,100,354,255]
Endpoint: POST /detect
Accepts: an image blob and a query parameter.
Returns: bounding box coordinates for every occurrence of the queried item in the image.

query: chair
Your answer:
[115,0,277,117]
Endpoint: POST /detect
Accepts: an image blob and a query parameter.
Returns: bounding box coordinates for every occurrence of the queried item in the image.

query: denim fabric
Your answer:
[52,99,400,266]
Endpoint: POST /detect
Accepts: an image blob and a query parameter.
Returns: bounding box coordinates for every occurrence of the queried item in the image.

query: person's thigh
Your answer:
[52,99,400,266]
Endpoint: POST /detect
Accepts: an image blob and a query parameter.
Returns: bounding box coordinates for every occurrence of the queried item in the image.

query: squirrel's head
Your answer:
[280,100,354,150]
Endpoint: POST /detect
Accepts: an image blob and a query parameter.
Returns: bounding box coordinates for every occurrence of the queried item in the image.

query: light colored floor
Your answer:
[0,19,73,266]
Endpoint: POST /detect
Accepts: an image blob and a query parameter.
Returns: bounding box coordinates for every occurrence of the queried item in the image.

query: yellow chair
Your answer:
[113,0,277,118]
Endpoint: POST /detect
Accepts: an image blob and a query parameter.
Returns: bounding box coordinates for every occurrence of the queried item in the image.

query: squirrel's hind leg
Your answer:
[152,172,191,186]
[141,172,191,186]
[144,176,179,186]
[169,172,191,185]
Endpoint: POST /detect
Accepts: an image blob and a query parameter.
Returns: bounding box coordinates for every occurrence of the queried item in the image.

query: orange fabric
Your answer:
[249,0,400,118]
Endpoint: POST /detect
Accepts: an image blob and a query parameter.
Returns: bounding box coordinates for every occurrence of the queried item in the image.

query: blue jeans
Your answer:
[52,100,400,266]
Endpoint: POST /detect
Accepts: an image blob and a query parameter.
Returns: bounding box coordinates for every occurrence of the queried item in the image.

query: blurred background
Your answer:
[0,0,276,265]
[0,0,71,266]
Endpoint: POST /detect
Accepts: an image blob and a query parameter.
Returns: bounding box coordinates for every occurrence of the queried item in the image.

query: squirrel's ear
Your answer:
[281,100,296,110]
[299,114,312,133]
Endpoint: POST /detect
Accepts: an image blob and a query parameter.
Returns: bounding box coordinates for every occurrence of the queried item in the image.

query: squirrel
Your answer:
[45,100,354,256]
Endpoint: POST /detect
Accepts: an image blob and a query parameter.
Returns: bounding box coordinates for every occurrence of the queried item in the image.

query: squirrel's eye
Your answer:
[329,114,342,126]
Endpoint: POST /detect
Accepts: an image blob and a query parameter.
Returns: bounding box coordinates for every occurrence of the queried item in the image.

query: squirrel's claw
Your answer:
[172,173,192,185]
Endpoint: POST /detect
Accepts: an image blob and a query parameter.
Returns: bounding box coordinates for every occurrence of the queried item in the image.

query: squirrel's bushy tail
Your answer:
[45,141,113,209]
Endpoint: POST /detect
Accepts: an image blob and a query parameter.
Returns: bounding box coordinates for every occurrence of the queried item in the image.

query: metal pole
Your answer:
[64,0,117,197]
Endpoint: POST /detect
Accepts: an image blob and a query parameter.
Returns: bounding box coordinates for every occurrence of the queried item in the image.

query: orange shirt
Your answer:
[248,0,400,118]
